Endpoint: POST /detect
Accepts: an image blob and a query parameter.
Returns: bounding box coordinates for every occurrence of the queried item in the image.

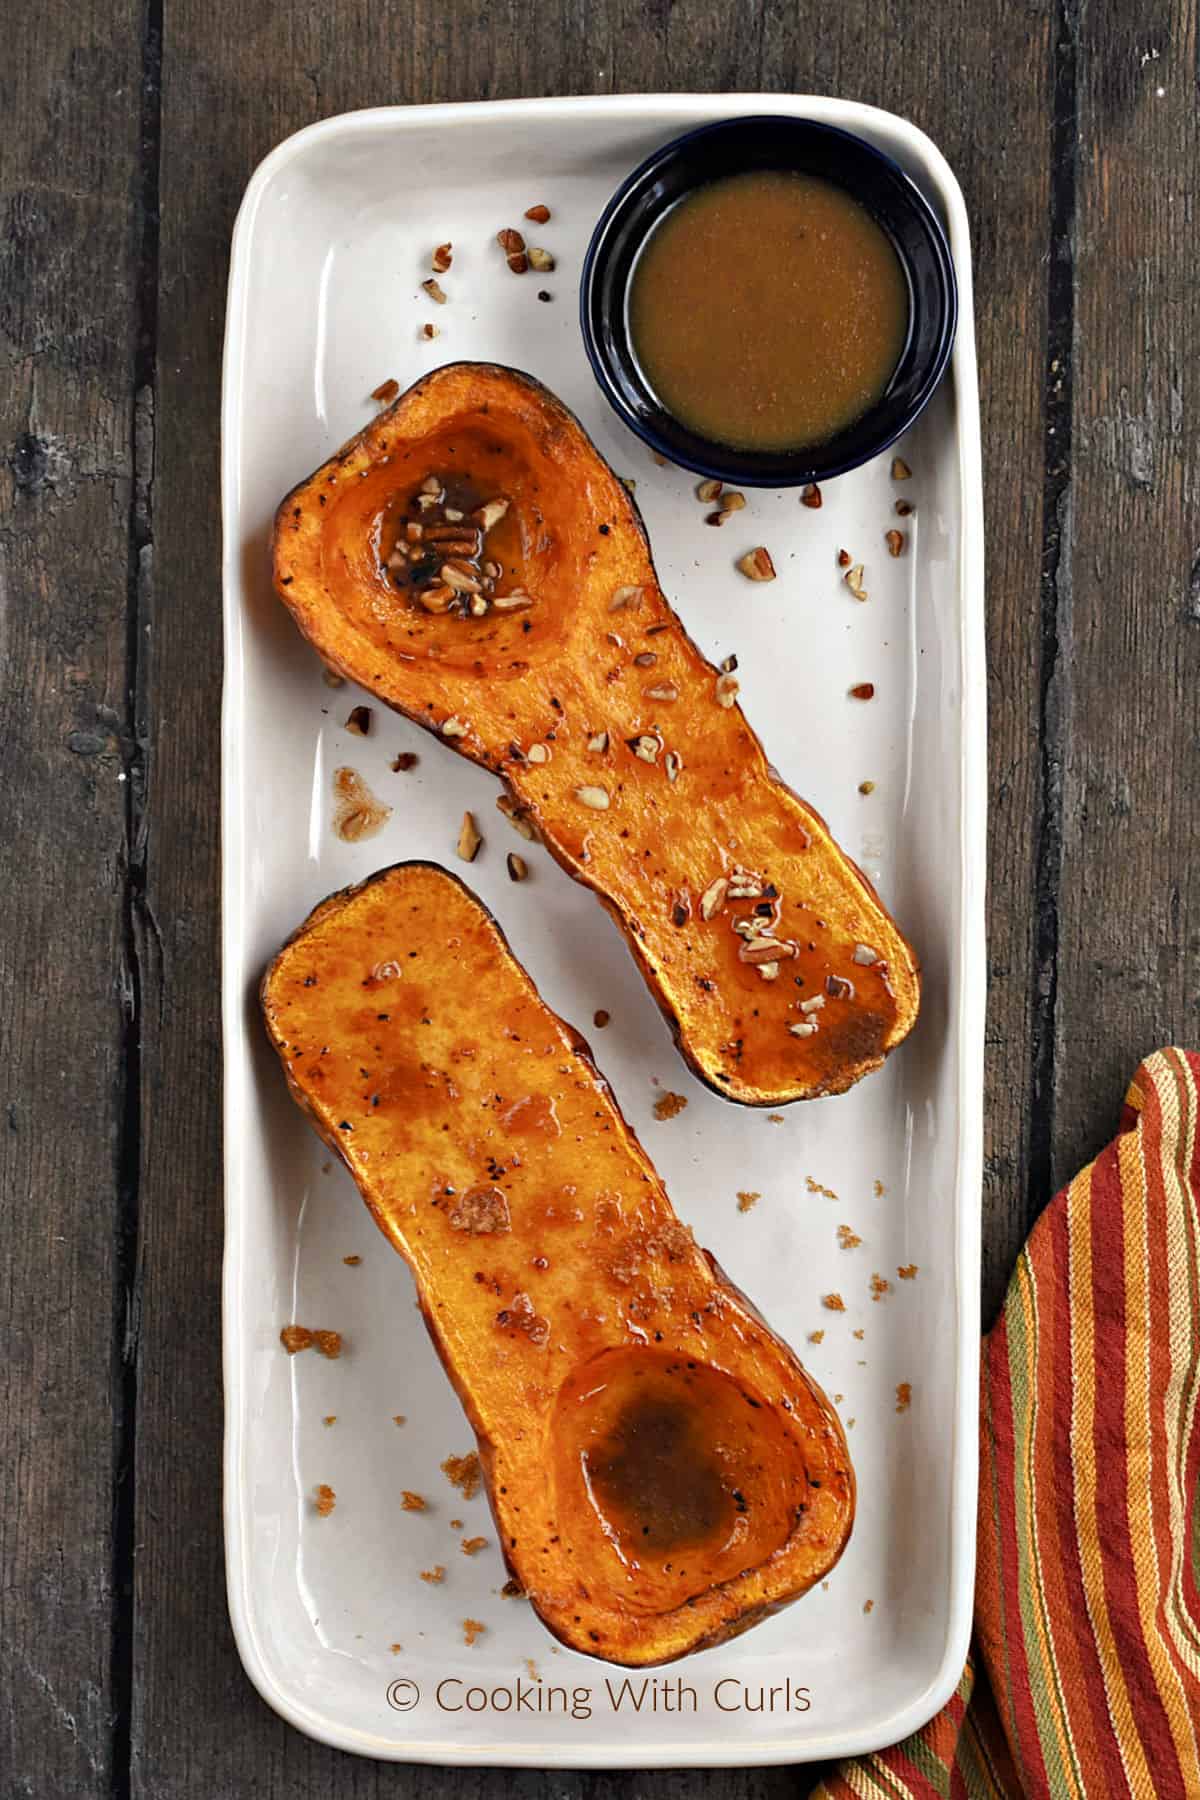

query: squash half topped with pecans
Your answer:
[272,362,920,1105]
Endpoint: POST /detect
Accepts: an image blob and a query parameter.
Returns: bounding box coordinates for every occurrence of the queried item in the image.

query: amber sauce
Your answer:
[628,170,909,452]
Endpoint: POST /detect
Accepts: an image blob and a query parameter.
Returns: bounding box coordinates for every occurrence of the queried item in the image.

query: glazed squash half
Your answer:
[273,362,919,1105]
[262,862,854,1665]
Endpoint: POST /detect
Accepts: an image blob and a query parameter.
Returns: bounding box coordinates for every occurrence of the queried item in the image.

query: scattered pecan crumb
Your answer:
[898,1264,919,1280]
[696,478,723,503]
[896,1382,912,1413]
[343,1254,362,1266]
[461,1536,489,1556]
[420,1565,446,1584]
[870,1273,892,1303]
[525,1656,540,1679]
[391,751,419,771]
[393,1414,406,1426]
[737,546,776,582]
[837,1224,863,1249]
[390,1642,404,1654]
[421,277,448,304]
[822,1294,846,1312]
[280,1325,314,1354]
[837,548,852,568]
[462,1619,486,1647]
[891,456,912,481]
[834,1393,844,1403]
[874,1179,886,1197]
[885,529,906,557]
[652,1091,688,1121]
[497,227,527,273]
[800,481,822,508]
[844,563,868,601]
[895,499,914,516]
[456,810,482,863]
[315,1484,336,1517]
[849,682,876,701]
[371,377,400,406]
[537,289,552,302]
[852,1328,865,1340]
[506,852,528,882]
[451,1518,463,1530]
[502,1577,526,1599]
[847,1417,856,1428]
[527,245,555,272]
[719,490,746,514]
[768,1113,785,1125]
[737,1191,760,1213]
[863,1598,875,1614]
[323,1415,337,1426]
[806,1176,839,1200]
[808,1329,825,1344]
[859,779,876,795]
[431,242,453,273]
[314,1330,342,1359]
[593,1008,610,1028]
[345,706,372,736]
[401,1491,427,1512]
[441,1451,483,1500]
[420,323,439,340]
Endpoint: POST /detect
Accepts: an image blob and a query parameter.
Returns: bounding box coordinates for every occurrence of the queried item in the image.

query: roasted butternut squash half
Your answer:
[272,362,919,1104]
[262,862,854,1665]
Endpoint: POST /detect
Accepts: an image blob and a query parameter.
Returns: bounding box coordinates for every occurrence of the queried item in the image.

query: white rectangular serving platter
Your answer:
[221,93,984,1768]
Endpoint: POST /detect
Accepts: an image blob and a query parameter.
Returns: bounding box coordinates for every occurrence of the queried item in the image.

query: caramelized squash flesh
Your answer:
[262,862,854,1664]
[272,363,919,1104]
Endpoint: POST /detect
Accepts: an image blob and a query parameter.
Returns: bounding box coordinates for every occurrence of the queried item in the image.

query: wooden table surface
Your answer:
[3,1,1197,1792]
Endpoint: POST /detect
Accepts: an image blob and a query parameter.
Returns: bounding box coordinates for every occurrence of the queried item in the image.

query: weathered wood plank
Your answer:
[1052,0,1200,1185]
[135,3,1051,1791]
[0,9,143,1794]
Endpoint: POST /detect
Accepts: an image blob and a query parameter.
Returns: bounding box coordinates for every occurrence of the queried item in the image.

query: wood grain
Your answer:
[1051,0,1200,1186]
[0,8,143,1794]
[130,4,1053,1794]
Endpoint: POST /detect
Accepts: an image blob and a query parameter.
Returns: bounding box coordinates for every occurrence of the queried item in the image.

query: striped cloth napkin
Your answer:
[814,1047,1200,1800]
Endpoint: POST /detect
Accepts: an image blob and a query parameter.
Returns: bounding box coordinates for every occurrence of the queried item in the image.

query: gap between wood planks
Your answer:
[1028,0,1078,1246]
[112,1,163,1796]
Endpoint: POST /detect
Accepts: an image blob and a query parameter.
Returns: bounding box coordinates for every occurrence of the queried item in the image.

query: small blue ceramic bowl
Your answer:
[580,116,958,487]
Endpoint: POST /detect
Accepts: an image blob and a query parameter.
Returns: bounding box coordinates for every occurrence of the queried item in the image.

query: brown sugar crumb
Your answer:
[450,1518,463,1531]
[392,1415,407,1427]
[420,1565,446,1584]
[401,1491,427,1512]
[837,1224,863,1250]
[768,1113,785,1125]
[896,1382,913,1413]
[737,1191,761,1213]
[822,1293,846,1313]
[461,1536,489,1556]
[593,1009,610,1028]
[870,1273,892,1303]
[501,1577,526,1599]
[874,1179,886,1197]
[441,1451,483,1501]
[806,1176,839,1201]
[343,1255,362,1266]
[371,377,400,406]
[898,1264,919,1280]
[391,751,419,772]
[525,1657,541,1680]
[807,1329,825,1344]
[863,1598,875,1615]
[858,779,876,795]
[314,1329,343,1359]
[280,1325,314,1354]
[315,1484,336,1517]
[390,1642,404,1654]
[323,1415,337,1427]
[653,1091,688,1121]
[462,1619,487,1647]
[852,1328,865,1340]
